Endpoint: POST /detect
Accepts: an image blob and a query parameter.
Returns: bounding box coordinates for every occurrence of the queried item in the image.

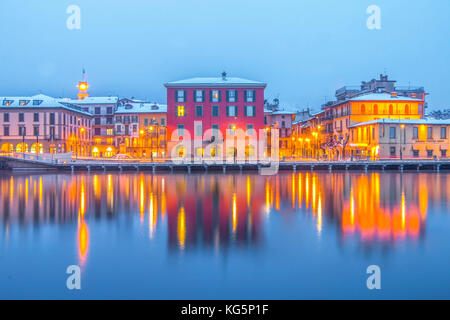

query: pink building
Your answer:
[0,94,92,155]
[164,73,266,159]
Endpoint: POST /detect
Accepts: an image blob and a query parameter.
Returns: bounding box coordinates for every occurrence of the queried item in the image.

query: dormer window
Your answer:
[151,105,159,110]
[125,104,133,109]
[19,100,30,106]
[32,100,43,106]
[3,100,13,106]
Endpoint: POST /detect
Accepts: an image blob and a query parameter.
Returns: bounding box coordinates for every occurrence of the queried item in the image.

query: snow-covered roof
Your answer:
[62,96,119,105]
[348,93,423,102]
[0,94,92,116]
[165,77,266,87]
[349,118,450,128]
[272,110,296,115]
[115,102,167,114]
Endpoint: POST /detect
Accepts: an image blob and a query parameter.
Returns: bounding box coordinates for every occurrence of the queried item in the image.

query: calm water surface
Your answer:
[0,171,449,299]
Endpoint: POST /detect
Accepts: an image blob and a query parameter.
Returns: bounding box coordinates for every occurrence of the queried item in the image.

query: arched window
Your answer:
[16,143,29,153]
[92,147,99,157]
[176,145,186,158]
[373,104,378,114]
[389,104,394,114]
[31,143,43,154]
[0,143,13,153]
[361,104,366,114]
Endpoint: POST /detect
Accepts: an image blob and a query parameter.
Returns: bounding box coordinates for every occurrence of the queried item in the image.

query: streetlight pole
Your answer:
[22,128,25,159]
[400,124,405,160]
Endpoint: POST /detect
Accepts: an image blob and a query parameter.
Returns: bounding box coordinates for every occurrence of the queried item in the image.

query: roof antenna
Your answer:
[221,71,227,81]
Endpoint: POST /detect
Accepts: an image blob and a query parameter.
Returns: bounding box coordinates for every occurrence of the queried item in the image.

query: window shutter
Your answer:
[244,90,247,102]
[183,90,186,102]
[226,90,229,102]
[226,106,229,116]
[252,106,256,117]
[235,90,238,102]
[202,90,205,102]
[252,90,256,102]
[210,90,213,102]
[175,90,178,102]
[175,106,178,117]
[235,106,237,117]
[244,106,247,117]
[218,91,222,102]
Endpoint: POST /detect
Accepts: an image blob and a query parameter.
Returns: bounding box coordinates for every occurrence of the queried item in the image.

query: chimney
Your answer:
[221,71,227,81]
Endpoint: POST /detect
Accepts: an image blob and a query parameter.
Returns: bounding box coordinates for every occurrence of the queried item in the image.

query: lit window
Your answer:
[211,90,220,102]
[107,129,113,136]
[19,100,30,106]
[3,100,13,106]
[177,105,185,117]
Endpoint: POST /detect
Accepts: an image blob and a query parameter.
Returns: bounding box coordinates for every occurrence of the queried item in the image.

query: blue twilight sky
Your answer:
[0,0,449,111]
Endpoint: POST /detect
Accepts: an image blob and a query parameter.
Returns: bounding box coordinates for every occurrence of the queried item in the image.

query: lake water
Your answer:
[0,171,449,299]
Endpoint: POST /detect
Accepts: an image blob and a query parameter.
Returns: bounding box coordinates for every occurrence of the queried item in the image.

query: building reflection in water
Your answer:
[1,172,449,262]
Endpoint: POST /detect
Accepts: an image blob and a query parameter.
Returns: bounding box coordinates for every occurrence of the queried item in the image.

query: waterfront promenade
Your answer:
[1,153,449,173]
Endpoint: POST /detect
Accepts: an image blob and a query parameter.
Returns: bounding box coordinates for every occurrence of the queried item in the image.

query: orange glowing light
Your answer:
[78,82,88,91]
[78,220,89,265]
[177,207,186,249]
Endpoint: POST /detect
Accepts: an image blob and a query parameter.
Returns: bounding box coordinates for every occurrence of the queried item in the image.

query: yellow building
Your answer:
[349,119,450,160]
[321,92,425,160]
[115,102,167,158]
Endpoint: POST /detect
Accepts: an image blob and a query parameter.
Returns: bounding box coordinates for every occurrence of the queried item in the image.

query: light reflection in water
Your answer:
[0,172,449,266]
